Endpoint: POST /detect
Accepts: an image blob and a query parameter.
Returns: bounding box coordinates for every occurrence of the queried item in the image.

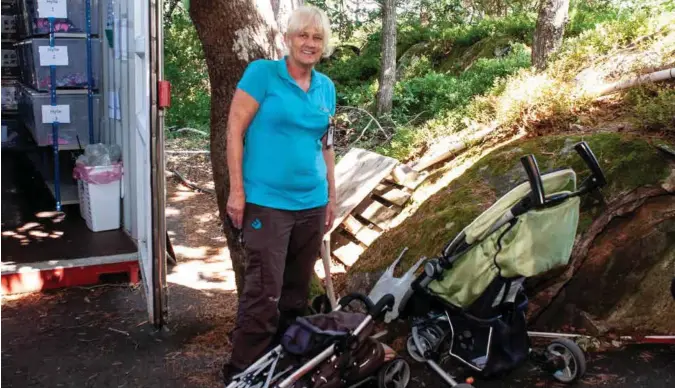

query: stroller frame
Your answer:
[226,293,398,388]
[395,141,607,387]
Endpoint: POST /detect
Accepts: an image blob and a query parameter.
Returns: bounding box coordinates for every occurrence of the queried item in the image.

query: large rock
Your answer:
[345,133,675,335]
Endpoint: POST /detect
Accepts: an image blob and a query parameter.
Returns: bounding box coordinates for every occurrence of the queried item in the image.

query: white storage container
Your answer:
[16,0,101,38]
[2,48,20,78]
[2,80,19,111]
[15,38,102,91]
[2,14,17,40]
[77,165,121,232]
[17,84,101,147]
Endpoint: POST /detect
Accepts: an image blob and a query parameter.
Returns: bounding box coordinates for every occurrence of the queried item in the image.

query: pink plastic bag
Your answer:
[73,162,123,184]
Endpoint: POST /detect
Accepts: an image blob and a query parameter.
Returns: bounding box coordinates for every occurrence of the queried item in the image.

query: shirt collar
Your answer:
[277,56,322,91]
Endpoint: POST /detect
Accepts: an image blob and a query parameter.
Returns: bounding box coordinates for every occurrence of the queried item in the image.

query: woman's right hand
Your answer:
[227,190,246,229]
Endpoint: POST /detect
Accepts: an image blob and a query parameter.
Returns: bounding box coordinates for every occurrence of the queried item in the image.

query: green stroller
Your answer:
[368,141,607,387]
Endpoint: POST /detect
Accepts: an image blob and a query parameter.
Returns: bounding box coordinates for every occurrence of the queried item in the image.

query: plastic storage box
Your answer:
[77,165,122,232]
[2,48,20,78]
[2,14,18,41]
[2,118,19,147]
[1,0,18,14]
[1,80,19,111]
[17,84,101,148]
[16,0,100,38]
[15,38,101,91]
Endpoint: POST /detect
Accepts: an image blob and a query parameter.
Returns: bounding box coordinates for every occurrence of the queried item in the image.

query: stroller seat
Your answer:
[281,311,371,357]
[427,168,581,311]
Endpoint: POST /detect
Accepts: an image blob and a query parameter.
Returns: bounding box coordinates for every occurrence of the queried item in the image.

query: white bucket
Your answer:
[77,165,121,232]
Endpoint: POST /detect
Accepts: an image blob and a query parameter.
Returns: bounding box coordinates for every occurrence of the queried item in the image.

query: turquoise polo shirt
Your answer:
[237,57,336,211]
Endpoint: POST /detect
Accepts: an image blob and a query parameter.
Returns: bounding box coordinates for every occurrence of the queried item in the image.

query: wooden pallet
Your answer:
[319,148,428,306]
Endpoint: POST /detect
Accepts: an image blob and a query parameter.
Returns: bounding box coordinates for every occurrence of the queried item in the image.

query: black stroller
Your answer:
[226,293,412,388]
[369,141,607,387]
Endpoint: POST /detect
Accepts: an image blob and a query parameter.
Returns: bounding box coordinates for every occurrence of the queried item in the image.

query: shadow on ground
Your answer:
[1,283,237,388]
[2,281,674,388]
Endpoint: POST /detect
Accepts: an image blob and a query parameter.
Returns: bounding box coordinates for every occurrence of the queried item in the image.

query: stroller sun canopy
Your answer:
[429,169,580,309]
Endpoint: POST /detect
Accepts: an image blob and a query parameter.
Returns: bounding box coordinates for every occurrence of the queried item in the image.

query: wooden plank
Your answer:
[319,238,337,309]
[373,184,411,207]
[358,199,399,230]
[341,215,381,246]
[342,214,365,236]
[333,241,365,267]
[329,148,399,235]
[354,227,380,246]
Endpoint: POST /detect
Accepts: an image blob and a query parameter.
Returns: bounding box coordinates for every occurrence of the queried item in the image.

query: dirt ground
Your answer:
[2,149,674,388]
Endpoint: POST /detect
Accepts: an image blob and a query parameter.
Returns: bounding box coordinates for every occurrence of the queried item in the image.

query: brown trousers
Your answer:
[229,202,326,369]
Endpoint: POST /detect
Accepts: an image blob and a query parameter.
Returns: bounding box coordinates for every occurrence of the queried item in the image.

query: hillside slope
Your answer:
[346,133,675,335]
[339,12,675,335]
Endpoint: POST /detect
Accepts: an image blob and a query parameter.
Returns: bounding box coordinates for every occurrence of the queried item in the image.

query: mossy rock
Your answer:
[437,34,523,74]
[348,133,674,282]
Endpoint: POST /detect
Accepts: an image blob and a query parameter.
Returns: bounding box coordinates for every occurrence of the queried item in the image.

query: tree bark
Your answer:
[376,0,397,116]
[531,0,569,71]
[189,0,297,295]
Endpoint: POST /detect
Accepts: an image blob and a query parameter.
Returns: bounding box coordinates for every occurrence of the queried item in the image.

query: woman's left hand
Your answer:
[325,200,336,230]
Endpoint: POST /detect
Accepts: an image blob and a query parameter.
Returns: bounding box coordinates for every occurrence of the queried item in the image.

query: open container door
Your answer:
[148,0,168,328]
[103,0,167,328]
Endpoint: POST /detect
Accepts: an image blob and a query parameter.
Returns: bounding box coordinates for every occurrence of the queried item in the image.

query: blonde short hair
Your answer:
[285,5,333,58]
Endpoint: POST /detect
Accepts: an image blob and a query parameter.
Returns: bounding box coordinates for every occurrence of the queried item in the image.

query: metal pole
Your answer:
[49,16,61,212]
[85,0,94,143]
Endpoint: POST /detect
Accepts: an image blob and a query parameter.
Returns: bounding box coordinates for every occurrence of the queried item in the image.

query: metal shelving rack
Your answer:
[27,0,97,211]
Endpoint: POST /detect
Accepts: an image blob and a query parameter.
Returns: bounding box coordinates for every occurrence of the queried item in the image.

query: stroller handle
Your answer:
[520,155,545,208]
[338,293,375,312]
[371,293,396,317]
[337,293,395,317]
[574,141,607,189]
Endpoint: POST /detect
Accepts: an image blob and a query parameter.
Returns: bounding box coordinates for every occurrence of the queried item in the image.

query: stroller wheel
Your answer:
[406,325,444,362]
[377,358,411,388]
[406,335,431,362]
[547,338,587,383]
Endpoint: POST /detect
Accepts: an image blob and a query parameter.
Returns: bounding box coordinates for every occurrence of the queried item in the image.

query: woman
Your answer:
[222,5,337,380]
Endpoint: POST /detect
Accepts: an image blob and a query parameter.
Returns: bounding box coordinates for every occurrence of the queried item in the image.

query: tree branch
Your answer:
[337,106,388,138]
[167,169,215,195]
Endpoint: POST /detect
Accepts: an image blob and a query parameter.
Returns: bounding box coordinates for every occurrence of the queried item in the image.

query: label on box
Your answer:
[37,0,68,19]
[39,46,69,66]
[42,105,71,124]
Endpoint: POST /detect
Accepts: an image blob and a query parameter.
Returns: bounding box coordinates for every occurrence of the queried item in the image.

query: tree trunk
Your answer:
[531,0,569,71]
[188,0,297,295]
[376,0,396,117]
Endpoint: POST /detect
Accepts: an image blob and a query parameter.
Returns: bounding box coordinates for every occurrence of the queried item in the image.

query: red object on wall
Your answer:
[158,80,171,108]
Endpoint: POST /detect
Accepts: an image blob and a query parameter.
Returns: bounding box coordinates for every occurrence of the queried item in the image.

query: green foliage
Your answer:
[444,15,535,46]
[627,84,675,132]
[551,8,658,79]
[164,6,210,134]
[565,0,622,37]
[393,43,531,124]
